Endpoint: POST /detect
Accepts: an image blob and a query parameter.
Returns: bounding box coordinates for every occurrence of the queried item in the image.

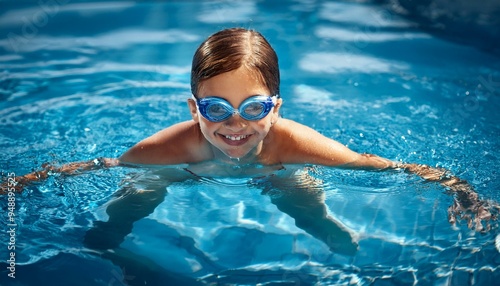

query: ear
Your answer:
[187,98,200,123]
[271,97,283,123]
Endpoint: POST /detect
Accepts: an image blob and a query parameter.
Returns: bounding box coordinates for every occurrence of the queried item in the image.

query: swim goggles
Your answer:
[192,95,277,122]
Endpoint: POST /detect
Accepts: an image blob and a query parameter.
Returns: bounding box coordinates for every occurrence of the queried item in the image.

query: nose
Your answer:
[223,113,247,130]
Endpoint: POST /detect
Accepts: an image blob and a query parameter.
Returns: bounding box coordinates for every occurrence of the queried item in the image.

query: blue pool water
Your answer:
[1,1,500,285]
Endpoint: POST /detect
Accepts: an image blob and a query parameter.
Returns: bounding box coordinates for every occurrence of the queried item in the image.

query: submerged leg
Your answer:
[83,168,207,285]
[84,168,193,250]
[83,186,168,250]
[261,170,359,256]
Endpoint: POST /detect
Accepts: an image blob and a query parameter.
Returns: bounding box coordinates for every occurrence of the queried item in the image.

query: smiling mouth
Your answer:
[223,134,250,141]
[219,133,252,146]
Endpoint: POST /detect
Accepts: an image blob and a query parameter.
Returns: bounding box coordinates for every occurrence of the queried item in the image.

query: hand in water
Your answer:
[401,163,499,232]
[0,158,118,195]
[0,163,58,195]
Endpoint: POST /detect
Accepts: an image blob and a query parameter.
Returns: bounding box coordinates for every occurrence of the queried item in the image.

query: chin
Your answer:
[224,151,248,159]
[222,147,254,159]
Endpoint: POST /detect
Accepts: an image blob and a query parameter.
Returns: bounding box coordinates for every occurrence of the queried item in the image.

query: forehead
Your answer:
[197,67,269,100]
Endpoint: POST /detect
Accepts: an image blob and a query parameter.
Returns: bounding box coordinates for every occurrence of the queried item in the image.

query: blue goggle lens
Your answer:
[195,95,276,122]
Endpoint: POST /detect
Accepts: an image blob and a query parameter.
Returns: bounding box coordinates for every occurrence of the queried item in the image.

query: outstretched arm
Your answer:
[0,157,120,194]
[1,121,206,195]
[344,157,497,232]
[273,120,497,231]
[342,153,497,232]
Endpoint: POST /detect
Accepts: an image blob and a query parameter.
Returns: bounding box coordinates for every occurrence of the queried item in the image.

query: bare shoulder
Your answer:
[268,118,360,166]
[274,118,317,133]
[272,118,329,143]
[119,120,211,165]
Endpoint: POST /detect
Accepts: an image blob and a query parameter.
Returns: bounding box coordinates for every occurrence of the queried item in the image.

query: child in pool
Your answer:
[2,28,496,232]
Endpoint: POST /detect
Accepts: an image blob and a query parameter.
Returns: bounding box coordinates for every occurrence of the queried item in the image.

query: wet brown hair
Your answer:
[191,28,280,97]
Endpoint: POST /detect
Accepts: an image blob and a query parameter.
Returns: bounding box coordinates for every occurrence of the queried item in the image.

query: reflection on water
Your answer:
[1,0,499,285]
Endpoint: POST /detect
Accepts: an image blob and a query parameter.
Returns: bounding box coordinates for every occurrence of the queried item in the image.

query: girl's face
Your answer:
[189,67,282,161]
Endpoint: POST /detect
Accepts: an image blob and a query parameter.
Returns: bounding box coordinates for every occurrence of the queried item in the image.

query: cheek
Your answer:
[252,119,272,134]
[198,120,220,137]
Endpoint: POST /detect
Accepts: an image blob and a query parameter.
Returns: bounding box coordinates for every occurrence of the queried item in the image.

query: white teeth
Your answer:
[224,134,249,141]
